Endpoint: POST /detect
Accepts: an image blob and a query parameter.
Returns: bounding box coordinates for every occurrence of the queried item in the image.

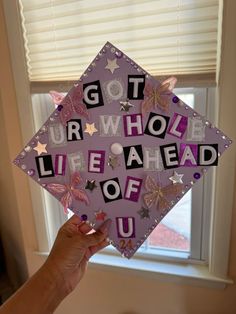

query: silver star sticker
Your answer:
[85,180,97,192]
[137,207,150,219]
[169,171,184,184]
[120,99,134,112]
[107,155,120,170]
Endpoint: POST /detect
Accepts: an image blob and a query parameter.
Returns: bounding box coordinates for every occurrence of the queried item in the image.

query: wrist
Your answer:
[37,262,68,311]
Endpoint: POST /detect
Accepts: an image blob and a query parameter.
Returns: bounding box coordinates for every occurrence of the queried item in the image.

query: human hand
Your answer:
[43,215,111,297]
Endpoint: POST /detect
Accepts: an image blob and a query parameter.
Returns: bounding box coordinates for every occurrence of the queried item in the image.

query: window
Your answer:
[31,87,215,263]
[4,0,235,287]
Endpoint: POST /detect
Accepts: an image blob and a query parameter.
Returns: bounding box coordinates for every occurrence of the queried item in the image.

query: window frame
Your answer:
[3,0,234,287]
[30,87,214,263]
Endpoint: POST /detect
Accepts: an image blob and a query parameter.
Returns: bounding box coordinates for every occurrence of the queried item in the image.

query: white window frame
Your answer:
[31,87,214,265]
[3,0,234,288]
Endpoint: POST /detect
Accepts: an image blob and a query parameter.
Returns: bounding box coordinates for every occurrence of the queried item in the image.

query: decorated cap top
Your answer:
[14,42,232,258]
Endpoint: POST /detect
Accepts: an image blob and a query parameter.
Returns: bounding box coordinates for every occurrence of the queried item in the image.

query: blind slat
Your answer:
[20,0,220,81]
[28,32,217,54]
[24,5,218,29]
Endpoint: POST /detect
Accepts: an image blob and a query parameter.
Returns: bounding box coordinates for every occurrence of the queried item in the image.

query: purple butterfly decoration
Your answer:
[50,85,90,126]
[46,172,89,214]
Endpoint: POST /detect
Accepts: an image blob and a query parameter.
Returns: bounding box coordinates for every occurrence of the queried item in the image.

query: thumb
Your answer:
[85,219,112,247]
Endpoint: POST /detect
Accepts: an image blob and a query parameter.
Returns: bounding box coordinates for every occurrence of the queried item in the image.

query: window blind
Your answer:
[19,0,220,82]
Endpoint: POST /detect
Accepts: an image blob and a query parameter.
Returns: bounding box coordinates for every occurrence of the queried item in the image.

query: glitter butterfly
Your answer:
[141,76,177,115]
[143,175,183,211]
[50,85,89,125]
[49,90,65,105]
[46,172,89,214]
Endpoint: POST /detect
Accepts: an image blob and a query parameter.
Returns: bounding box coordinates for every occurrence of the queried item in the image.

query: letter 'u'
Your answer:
[116,217,135,238]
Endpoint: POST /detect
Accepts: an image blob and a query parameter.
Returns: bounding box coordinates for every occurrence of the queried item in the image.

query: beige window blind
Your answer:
[19,0,220,83]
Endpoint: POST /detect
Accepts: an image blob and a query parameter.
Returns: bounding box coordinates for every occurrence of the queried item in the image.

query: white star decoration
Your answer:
[169,171,184,184]
[105,58,120,74]
[84,123,98,136]
[33,141,47,156]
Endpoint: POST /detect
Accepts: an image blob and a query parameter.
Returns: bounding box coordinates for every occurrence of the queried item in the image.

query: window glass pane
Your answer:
[147,91,195,253]
[148,190,191,251]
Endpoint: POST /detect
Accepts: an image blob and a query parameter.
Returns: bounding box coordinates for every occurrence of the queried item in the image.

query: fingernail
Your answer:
[100,219,112,234]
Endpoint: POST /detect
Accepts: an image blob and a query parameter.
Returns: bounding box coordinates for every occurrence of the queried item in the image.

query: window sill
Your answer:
[89,251,233,289]
[36,249,233,289]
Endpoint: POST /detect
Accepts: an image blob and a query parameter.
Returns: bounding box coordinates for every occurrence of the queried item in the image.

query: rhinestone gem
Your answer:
[81,214,88,221]
[24,145,32,152]
[115,51,123,58]
[194,172,201,180]
[14,159,20,165]
[172,96,179,103]
[27,169,35,176]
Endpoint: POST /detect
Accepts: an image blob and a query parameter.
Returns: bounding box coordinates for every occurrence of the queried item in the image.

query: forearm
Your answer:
[0,264,66,314]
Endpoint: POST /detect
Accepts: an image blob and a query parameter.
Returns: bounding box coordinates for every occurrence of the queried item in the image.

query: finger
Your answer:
[85,239,109,260]
[64,215,93,235]
[84,219,112,247]
[59,214,82,235]
[61,214,82,233]
[78,222,93,234]
[66,214,81,225]
[62,215,93,235]
[87,238,109,259]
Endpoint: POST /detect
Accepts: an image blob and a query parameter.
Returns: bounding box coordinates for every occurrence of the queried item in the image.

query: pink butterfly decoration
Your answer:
[141,76,177,115]
[50,85,89,126]
[46,172,89,214]
[49,90,65,105]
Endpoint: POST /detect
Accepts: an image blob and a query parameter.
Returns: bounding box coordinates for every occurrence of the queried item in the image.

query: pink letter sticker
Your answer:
[168,113,188,139]
[123,114,143,137]
[124,176,142,202]
[116,217,135,238]
[55,154,66,175]
[179,143,198,167]
[88,150,105,173]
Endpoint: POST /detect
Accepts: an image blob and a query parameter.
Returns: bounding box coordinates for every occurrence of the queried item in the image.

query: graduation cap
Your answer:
[14,42,232,258]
